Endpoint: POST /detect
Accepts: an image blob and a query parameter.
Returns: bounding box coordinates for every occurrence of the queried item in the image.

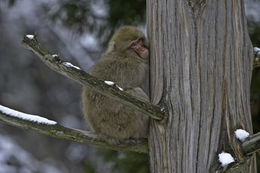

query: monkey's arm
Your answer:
[125,87,150,102]
[90,54,146,89]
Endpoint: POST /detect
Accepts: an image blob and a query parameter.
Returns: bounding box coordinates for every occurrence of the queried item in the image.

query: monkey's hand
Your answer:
[125,87,150,102]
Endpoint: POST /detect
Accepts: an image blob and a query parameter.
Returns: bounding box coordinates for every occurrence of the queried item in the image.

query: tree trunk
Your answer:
[147,0,256,172]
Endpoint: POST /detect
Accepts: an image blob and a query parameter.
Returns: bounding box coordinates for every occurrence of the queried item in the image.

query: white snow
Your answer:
[254,47,260,56]
[254,47,260,52]
[104,81,115,86]
[253,47,260,62]
[116,85,123,91]
[26,34,34,39]
[254,47,260,57]
[63,62,81,70]
[52,54,58,58]
[104,81,123,90]
[218,152,235,167]
[235,129,250,142]
[0,105,56,125]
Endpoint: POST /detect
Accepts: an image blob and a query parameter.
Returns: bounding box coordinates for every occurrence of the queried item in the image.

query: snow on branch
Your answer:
[235,129,249,142]
[22,35,165,121]
[213,130,260,172]
[254,47,260,69]
[0,105,56,125]
[218,152,235,167]
[241,131,260,156]
[0,104,147,153]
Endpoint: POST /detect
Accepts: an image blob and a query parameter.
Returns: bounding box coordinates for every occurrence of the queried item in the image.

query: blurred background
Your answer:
[0,0,259,173]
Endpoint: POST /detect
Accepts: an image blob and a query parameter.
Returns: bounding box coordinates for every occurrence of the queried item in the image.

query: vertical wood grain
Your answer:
[147,0,256,172]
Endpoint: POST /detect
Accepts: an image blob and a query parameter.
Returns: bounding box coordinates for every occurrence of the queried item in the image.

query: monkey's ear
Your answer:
[106,41,116,53]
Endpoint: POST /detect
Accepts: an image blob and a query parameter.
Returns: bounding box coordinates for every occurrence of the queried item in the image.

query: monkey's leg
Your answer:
[100,87,150,144]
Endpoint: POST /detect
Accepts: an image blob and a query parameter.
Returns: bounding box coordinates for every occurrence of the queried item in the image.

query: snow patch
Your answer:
[63,62,81,70]
[254,47,260,52]
[235,129,250,142]
[52,54,58,58]
[218,152,235,167]
[254,47,260,56]
[26,34,34,39]
[104,81,123,90]
[104,81,115,86]
[0,105,56,125]
[116,85,123,91]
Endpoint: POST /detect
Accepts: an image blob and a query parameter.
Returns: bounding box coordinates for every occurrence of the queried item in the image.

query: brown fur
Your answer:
[82,26,149,143]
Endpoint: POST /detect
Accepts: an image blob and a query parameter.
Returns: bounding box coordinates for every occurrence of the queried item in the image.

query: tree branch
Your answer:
[253,47,260,69]
[211,131,260,172]
[22,35,165,121]
[0,104,147,153]
[242,132,260,156]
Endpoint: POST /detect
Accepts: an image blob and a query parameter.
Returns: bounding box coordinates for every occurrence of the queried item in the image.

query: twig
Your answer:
[22,35,165,121]
[242,132,260,156]
[0,104,147,153]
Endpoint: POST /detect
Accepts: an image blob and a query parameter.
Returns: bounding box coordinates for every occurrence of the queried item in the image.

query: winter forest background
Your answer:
[0,0,259,173]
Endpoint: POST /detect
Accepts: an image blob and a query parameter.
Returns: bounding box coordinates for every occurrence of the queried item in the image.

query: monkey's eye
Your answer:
[130,38,144,49]
[139,38,144,42]
[130,39,138,47]
[138,39,144,45]
[131,41,137,46]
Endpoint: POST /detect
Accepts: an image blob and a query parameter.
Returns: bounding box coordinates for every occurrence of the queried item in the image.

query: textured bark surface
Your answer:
[147,0,256,172]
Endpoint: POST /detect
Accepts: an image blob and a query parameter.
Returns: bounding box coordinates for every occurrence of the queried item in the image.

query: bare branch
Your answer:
[22,35,165,121]
[242,132,260,156]
[253,47,260,69]
[0,104,147,153]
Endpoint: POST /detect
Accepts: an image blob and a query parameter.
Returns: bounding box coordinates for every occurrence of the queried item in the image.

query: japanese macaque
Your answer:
[82,26,150,144]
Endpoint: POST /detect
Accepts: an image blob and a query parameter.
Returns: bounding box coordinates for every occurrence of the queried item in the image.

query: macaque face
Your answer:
[129,38,149,59]
[106,26,149,60]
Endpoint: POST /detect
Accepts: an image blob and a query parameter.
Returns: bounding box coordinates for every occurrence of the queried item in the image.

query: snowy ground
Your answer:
[0,134,64,173]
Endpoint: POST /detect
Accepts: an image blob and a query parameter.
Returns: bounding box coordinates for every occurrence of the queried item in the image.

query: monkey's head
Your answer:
[106,26,149,60]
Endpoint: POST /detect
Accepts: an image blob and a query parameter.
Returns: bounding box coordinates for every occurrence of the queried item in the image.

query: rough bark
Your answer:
[147,0,256,172]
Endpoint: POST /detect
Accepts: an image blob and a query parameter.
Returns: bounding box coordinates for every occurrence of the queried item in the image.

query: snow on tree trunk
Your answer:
[147,0,256,172]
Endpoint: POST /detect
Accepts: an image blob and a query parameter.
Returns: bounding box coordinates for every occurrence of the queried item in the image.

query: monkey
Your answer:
[82,26,150,144]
